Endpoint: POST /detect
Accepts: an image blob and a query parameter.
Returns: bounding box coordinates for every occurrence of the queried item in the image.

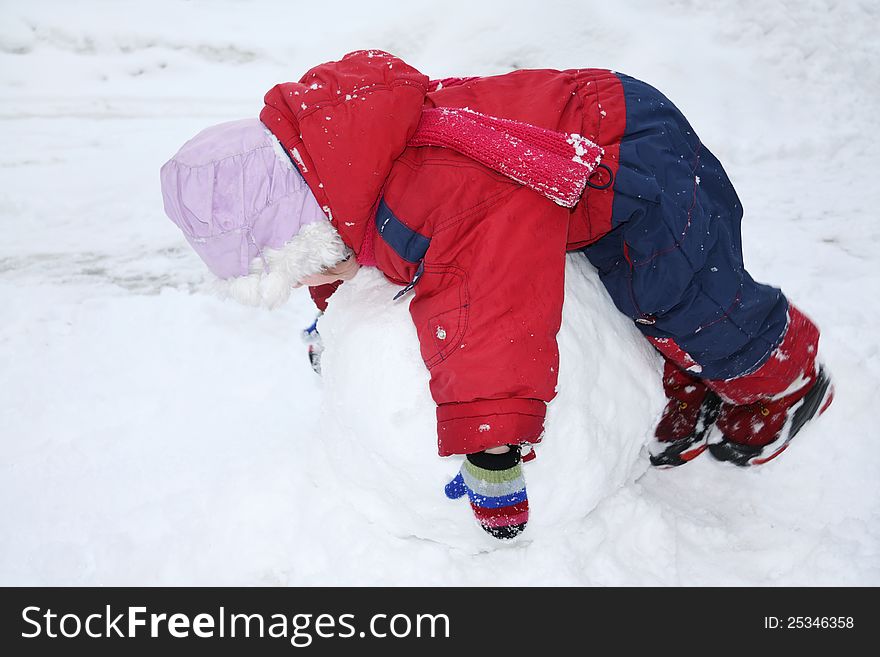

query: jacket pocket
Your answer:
[408,264,469,369]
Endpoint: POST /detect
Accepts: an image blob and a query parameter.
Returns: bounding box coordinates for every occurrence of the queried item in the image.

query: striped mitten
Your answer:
[444,447,528,540]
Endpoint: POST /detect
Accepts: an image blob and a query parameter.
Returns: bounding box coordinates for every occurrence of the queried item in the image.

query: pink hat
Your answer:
[160,119,350,308]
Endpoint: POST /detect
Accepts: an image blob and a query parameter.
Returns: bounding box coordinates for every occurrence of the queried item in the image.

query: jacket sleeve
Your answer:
[407,188,570,456]
[308,281,342,312]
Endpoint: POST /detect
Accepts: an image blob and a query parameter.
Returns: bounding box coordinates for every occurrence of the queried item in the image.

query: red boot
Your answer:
[649,361,721,468]
[709,366,834,466]
[706,306,833,466]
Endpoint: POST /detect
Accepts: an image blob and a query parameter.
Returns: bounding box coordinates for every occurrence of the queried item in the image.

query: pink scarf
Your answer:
[408,107,604,208]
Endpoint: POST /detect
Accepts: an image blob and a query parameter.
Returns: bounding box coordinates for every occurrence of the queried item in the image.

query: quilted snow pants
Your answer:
[580,73,819,400]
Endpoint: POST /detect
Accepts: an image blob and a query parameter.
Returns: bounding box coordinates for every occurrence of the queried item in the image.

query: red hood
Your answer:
[260,50,428,255]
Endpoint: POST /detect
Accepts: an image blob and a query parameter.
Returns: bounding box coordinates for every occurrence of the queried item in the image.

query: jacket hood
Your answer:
[260,50,429,255]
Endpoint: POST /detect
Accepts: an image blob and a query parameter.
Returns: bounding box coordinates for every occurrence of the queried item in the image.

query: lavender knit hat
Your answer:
[160,119,350,308]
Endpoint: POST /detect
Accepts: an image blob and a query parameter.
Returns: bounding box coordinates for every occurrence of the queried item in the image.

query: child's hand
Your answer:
[445,446,529,540]
[301,314,323,375]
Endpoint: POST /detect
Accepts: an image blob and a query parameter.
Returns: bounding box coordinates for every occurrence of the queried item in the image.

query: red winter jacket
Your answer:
[261,50,626,456]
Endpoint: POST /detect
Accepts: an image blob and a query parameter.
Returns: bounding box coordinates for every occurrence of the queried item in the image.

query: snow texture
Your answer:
[1,0,879,585]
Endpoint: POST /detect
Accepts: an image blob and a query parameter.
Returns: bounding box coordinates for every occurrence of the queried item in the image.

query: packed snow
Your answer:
[1,0,878,585]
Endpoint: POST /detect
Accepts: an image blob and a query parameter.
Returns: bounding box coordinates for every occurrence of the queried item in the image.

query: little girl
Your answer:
[160,50,833,540]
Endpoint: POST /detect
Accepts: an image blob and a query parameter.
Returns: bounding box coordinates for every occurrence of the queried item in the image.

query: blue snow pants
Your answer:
[580,74,789,381]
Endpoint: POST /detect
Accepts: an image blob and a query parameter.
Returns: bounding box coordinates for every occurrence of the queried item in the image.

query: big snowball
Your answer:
[314,254,664,547]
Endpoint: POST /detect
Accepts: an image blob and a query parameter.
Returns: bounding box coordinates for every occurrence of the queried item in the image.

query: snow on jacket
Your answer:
[260,50,627,456]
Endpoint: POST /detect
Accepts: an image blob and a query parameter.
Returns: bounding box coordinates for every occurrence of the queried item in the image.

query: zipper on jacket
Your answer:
[393,260,425,300]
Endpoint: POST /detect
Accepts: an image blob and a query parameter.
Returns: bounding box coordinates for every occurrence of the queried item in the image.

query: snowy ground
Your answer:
[1,0,878,585]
